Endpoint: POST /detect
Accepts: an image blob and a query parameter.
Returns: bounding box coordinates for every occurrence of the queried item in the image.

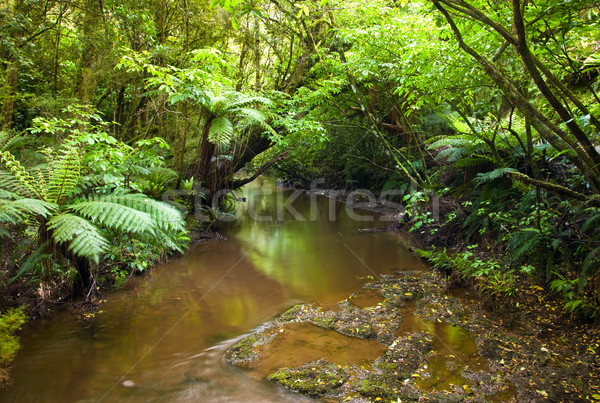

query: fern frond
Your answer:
[0,131,25,152]
[87,192,185,232]
[152,227,187,253]
[0,131,9,151]
[10,241,52,281]
[0,186,20,199]
[435,146,467,162]
[68,199,155,234]
[0,198,57,224]
[47,213,108,264]
[235,107,278,136]
[234,107,267,123]
[508,228,543,263]
[582,208,600,233]
[473,168,517,186]
[0,152,43,199]
[227,95,273,110]
[47,146,81,204]
[208,116,234,144]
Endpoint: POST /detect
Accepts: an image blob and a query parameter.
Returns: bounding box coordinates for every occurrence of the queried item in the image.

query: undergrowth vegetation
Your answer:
[1,0,600,385]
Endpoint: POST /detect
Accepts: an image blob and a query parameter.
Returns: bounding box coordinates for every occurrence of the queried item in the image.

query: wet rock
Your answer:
[267,360,348,398]
[377,331,434,381]
[225,331,278,368]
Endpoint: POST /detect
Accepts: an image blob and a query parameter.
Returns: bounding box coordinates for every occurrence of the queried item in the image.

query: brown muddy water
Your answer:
[0,184,475,402]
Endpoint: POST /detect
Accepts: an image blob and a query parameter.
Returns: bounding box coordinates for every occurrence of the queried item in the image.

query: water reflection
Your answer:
[0,184,423,402]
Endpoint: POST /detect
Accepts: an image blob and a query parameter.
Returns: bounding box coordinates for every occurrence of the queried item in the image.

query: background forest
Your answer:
[1,0,600,377]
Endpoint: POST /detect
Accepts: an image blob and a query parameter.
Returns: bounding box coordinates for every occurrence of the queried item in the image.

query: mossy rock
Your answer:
[310,314,338,329]
[267,360,348,398]
[355,377,398,400]
[327,302,378,339]
[276,304,310,323]
[375,331,434,381]
[225,334,261,367]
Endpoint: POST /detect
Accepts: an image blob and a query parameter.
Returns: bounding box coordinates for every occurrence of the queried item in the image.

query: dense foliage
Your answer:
[1,0,600,377]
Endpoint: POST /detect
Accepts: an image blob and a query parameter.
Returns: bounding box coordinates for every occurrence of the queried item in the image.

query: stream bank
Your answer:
[226,269,600,401]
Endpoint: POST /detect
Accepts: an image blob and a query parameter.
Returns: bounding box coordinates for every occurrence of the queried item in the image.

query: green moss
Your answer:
[277,304,309,323]
[267,360,348,398]
[0,307,28,383]
[355,377,398,400]
[226,333,260,366]
[310,315,337,329]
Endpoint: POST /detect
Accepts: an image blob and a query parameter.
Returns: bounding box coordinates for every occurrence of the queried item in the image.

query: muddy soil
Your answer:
[226,271,600,402]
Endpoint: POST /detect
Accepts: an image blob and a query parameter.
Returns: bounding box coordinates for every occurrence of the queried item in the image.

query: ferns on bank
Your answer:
[47,213,108,264]
[0,137,187,280]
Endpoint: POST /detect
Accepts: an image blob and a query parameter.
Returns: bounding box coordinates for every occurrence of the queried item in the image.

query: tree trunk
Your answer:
[195,119,216,184]
[433,0,600,191]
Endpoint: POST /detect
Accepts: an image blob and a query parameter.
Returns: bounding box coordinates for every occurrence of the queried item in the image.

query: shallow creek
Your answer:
[0,184,483,402]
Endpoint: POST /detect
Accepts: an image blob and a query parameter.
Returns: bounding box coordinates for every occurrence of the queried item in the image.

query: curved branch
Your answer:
[229,151,290,190]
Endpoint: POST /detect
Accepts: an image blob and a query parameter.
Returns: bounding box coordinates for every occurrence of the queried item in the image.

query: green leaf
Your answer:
[47,213,108,264]
[10,241,52,282]
[208,116,234,144]
[69,199,155,235]
[0,199,57,224]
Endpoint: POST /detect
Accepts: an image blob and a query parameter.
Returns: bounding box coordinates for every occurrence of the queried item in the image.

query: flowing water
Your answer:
[0,183,476,402]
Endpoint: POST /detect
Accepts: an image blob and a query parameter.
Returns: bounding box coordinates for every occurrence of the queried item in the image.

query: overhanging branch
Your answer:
[230,151,290,190]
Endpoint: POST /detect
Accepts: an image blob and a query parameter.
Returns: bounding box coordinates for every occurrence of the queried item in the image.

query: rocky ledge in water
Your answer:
[225,271,600,402]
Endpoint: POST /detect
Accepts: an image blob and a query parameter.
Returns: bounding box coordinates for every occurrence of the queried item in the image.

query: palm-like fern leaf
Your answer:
[0,186,21,200]
[0,199,57,224]
[0,152,43,199]
[473,167,517,186]
[47,146,81,204]
[88,192,185,232]
[10,241,52,281]
[208,116,234,144]
[234,107,267,122]
[47,213,108,264]
[0,131,25,153]
[68,199,155,235]
[226,94,273,110]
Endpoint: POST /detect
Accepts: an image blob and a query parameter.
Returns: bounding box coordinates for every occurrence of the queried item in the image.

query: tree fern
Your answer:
[86,192,185,232]
[68,198,155,235]
[0,152,43,199]
[0,199,56,224]
[46,146,81,204]
[47,213,108,264]
[208,116,234,144]
[473,168,517,186]
[427,135,487,163]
